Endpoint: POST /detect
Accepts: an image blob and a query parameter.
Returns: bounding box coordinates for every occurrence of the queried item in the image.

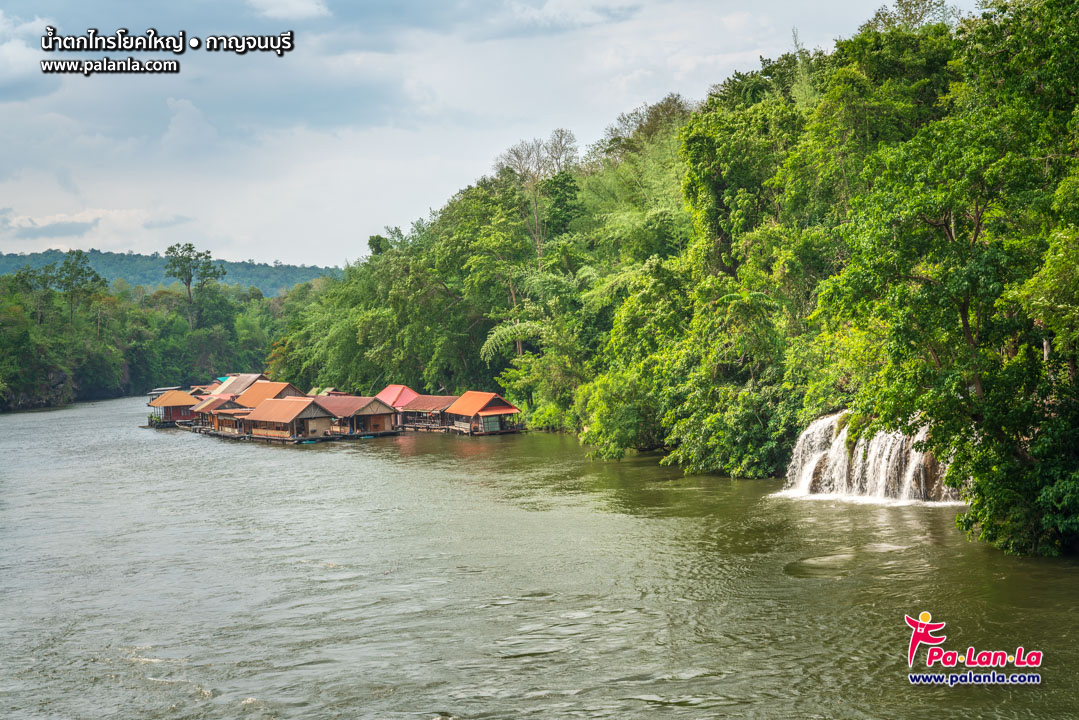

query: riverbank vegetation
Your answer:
[2,0,1076,554]
[0,246,312,410]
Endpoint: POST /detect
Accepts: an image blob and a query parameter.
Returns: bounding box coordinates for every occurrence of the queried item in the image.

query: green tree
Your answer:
[165,243,226,328]
[861,0,955,32]
[368,234,391,255]
[680,98,803,275]
[12,262,58,325]
[164,243,211,302]
[57,250,105,324]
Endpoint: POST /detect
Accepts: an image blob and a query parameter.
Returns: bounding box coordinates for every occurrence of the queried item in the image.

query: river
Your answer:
[2,396,1077,718]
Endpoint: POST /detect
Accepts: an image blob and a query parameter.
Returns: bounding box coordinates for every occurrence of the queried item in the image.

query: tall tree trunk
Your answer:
[508,281,523,356]
[185,282,194,330]
[959,299,984,400]
[529,185,543,270]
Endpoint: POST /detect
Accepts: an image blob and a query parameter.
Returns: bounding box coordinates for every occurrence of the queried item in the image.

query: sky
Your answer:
[0,0,981,267]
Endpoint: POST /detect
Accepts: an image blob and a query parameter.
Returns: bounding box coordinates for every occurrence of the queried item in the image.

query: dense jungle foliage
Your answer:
[2,0,1076,554]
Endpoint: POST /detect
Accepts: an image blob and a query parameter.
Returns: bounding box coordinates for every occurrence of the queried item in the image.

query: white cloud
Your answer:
[2,207,141,246]
[0,10,49,41]
[161,98,218,152]
[492,0,637,32]
[246,0,331,21]
[0,9,59,100]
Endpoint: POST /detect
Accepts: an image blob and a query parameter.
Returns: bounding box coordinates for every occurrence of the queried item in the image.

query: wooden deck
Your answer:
[193,427,341,445]
[398,422,452,433]
[331,430,399,439]
[252,427,292,439]
[398,421,522,436]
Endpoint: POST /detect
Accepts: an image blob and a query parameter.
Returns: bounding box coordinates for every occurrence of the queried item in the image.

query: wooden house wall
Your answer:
[302,416,332,436]
[364,413,391,433]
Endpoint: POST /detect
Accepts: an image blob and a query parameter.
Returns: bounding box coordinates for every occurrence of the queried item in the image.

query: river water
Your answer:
[2,396,1077,719]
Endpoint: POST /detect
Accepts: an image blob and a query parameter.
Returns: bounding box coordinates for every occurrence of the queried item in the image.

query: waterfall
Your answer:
[783,413,959,502]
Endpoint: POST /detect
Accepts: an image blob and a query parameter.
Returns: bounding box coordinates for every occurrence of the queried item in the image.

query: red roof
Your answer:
[445,391,519,418]
[401,395,459,412]
[375,384,420,409]
[245,397,331,424]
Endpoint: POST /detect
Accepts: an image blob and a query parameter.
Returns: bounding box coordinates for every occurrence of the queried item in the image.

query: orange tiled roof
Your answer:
[235,381,301,408]
[148,390,200,408]
[444,391,519,418]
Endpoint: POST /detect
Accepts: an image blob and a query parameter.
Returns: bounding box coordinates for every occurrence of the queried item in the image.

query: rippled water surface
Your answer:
[3,397,1078,718]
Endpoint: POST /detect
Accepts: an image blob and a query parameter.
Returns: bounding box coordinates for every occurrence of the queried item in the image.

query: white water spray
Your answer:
[784,413,958,501]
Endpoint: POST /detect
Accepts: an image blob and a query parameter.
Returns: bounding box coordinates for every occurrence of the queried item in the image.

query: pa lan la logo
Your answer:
[905,611,1043,669]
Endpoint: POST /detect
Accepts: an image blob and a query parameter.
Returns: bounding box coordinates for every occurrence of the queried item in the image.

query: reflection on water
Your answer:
[2,397,1077,719]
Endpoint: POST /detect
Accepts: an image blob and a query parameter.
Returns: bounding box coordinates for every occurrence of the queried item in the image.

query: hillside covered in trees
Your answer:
[2,0,1076,555]
[0,249,340,297]
[267,0,1079,554]
[0,245,319,411]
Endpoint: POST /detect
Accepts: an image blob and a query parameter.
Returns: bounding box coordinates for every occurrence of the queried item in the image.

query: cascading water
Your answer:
[783,413,959,501]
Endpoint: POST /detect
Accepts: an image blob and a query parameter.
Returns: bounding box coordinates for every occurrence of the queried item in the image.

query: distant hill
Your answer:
[0,248,342,296]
